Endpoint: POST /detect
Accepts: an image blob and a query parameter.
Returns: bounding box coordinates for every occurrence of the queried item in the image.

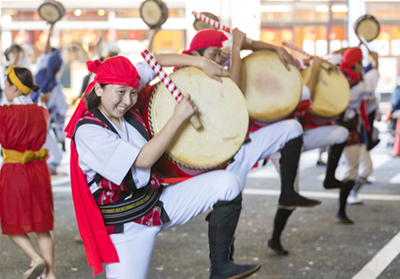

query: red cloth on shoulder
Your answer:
[70,141,119,276]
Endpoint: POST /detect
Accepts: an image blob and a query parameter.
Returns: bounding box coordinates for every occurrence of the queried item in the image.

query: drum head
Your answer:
[241,50,302,122]
[149,67,249,170]
[354,15,380,42]
[301,67,350,118]
[140,0,168,29]
[38,1,64,23]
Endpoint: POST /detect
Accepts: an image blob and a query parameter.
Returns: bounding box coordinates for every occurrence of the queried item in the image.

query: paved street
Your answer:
[1,125,399,279]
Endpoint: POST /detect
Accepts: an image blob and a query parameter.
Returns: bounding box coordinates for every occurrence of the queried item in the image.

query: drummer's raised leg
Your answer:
[226,119,321,208]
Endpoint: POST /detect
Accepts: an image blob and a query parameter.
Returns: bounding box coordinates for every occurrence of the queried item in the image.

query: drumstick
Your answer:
[141,49,203,130]
[358,35,373,54]
[282,42,331,71]
[192,11,253,45]
[282,42,314,59]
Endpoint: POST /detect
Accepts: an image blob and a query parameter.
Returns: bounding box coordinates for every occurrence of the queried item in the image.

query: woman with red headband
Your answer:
[66,55,261,279]
[0,66,55,279]
[337,47,380,206]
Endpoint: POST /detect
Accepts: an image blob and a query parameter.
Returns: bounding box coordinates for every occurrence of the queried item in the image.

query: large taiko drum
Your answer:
[38,0,65,23]
[300,66,350,125]
[354,14,380,42]
[140,0,169,29]
[241,50,303,123]
[143,67,249,177]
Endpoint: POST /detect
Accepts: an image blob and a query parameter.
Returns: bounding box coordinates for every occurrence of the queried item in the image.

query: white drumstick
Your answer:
[141,49,203,130]
[192,11,253,45]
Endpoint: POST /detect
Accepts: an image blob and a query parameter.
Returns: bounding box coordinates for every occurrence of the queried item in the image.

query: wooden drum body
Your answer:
[241,50,303,123]
[143,67,249,177]
[354,14,380,42]
[38,0,65,23]
[140,0,169,29]
[301,66,350,124]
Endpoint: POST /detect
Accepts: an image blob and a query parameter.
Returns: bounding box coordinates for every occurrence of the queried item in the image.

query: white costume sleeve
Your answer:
[135,61,156,92]
[75,124,142,186]
[347,69,379,109]
[47,83,70,117]
[301,84,311,101]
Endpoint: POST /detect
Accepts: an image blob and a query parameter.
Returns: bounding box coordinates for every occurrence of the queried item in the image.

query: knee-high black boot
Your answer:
[207,194,261,279]
[337,181,354,224]
[279,136,321,208]
[323,142,354,189]
[268,208,294,255]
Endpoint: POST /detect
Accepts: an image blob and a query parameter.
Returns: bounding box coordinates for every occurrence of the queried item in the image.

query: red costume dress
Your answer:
[0,102,54,235]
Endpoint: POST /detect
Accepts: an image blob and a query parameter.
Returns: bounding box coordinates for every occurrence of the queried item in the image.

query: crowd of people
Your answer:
[0,14,393,279]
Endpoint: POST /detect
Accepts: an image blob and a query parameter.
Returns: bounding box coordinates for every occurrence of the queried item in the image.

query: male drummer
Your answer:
[337,47,380,205]
[185,29,321,208]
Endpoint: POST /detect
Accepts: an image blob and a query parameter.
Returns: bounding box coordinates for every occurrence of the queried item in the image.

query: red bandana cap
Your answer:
[183,29,228,55]
[65,56,141,138]
[340,47,363,84]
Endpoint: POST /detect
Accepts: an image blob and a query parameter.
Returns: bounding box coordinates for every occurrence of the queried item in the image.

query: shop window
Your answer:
[65,10,109,21]
[294,26,327,56]
[367,3,400,20]
[368,25,400,57]
[294,3,329,22]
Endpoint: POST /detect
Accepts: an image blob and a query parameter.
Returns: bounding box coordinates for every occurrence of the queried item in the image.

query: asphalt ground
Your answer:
[1,125,399,279]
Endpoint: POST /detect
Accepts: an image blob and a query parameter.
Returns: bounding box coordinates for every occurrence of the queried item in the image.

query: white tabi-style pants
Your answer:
[226,119,303,191]
[270,125,349,192]
[105,170,241,279]
[342,143,373,181]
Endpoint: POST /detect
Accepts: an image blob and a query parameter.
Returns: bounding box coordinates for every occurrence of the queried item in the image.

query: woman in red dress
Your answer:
[0,66,55,279]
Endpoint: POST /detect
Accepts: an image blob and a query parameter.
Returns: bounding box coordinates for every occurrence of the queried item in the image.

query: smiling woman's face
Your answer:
[95,84,138,121]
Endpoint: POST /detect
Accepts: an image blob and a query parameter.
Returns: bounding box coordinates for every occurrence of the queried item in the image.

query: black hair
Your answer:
[190,47,207,56]
[85,84,107,110]
[4,44,24,61]
[7,66,40,92]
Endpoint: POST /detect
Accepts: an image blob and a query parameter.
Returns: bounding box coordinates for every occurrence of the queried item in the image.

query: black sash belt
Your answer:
[98,186,169,226]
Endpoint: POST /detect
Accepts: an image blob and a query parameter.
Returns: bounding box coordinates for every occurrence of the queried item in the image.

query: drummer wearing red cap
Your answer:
[337,47,380,205]
[66,54,261,279]
[186,29,321,208]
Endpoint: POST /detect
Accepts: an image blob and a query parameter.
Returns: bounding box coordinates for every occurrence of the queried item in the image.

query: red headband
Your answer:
[340,47,363,84]
[65,56,141,138]
[184,29,228,54]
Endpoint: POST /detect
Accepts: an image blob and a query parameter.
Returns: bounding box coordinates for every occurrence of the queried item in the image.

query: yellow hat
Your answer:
[6,66,32,95]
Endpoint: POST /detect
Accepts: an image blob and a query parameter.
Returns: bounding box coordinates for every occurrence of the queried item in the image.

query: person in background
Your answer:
[34,23,69,174]
[0,66,56,279]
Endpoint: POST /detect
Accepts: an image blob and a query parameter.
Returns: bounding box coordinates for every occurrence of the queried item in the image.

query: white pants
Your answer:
[105,170,241,279]
[270,125,349,191]
[343,143,373,180]
[226,119,303,191]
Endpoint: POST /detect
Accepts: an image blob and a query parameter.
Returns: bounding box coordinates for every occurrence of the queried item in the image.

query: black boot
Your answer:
[268,208,294,256]
[207,194,261,279]
[279,136,321,208]
[324,142,353,189]
[336,181,354,224]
